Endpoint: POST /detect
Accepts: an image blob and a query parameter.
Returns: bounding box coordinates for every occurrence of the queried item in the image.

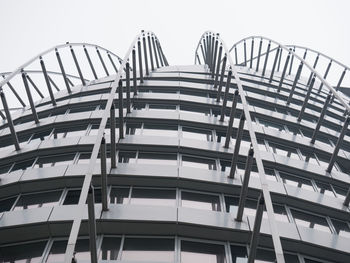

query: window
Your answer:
[278,171,315,192]
[182,126,213,141]
[182,191,221,211]
[182,155,216,170]
[14,190,62,210]
[33,153,76,168]
[11,158,35,172]
[181,240,226,263]
[225,196,256,217]
[230,245,247,263]
[314,181,335,197]
[99,237,122,260]
[142,123,178,137]
[63,189,81,205]
[180,105,210,116]
[137,152,177,166]
[126,123,142,135]
[0,241,47,263]
[272,204,290,223]
[268,141,300,160]
[255,248,275,262]
[46,239,89,262]
[118,151,137,164]
[121,238,174,262]
[149,103,177,111]
[29,129,53,144]
[0,196,16,213]
[131,188,176,206]
[258,118,285,132]
[52,125,88,139]
[290,209,331,233]
[109,187,130,204]
[331,218,350,238]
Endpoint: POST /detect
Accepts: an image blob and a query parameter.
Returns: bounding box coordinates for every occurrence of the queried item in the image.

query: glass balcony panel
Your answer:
[0,196,17,213]
[291,209,331,233]
[14,190,62,210]
[182,191,221,211]
[137,152,177,166]
[181,240,226,263]
[130,188,176,206]
[331,218,350,238]
[182,155,216,170]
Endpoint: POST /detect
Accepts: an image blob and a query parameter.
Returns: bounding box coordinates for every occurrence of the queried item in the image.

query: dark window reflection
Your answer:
[99,237,121,260]
[63,189,81,205]
[46,239,89,262]
[14,190,62,210]
[0,196,16,213]
[130,188,176,206]
[109,187,130,204]
[255,248,275,262]
[181,240,226,263]
[182,191,221,211]
[230,245,247,263]
[118,151,137,163]
[0,241,46,263]
[290,209,331,233]
[121,238,174,262]
[182,155,216,170]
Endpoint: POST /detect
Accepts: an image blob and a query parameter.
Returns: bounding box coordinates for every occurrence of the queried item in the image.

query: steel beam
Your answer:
[26,75,44,98]
[327,116,350,173]
[213,45,223,89]
[22,72,39,124]
[269,47,280,83]
[40,57,56,106]
[156,39,164,67]
[118,79,124,139]
[55,49,72,93]
[287,62,303,105]
[148,34,155,71]
[142,33,149,76]
[262,41,271,77]
[344,188,350,207]
[318,60,332,93]
[132,49,138,95]
[96,48,109,76]
[224,90,239,147]
[100,137,108,211]
[228,114,246,178]
[87,185,98,263]
[297,76,315,122]
[70,46,86,86]
[4,79,26,107]
[277,51,291,92]
[84,46,98,79]
[243,40,247,66]
[256,38,262,72]
[110,103,116,168]
[0,90,20,150]
[152,36,160,68]
[310,93,331,144]
[216,55,227,101]
[236,148,254,221]
[219,70,232,121]
[107,52,118,73]
[250,38,254,69]
[126,62,131,113]
[211,38,219,78]
[137,40,144,83]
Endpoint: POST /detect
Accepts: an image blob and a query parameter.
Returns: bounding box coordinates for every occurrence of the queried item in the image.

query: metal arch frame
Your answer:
[63,30,165,263]
[0,42,122,89]
[227,36,350,113]
[195,31,286,263]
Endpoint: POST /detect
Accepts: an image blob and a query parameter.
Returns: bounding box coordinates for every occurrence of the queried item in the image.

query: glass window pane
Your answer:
[256,248,275,262]
[143,123,178,137]
[99,237,121,260]
[46,240,67,263]
[314,181,336,197]
[182,155,216,170]
[331,218,350,238]
[149,104,177,111]
[137,152,177,165]
[230,245,247,263]
[180,105,210,116]
[182,126,213,141]
[291,209,331,233]
[11,158,35,172]
[181,240,226,263]
[118,151,137,163]
[74,239,90,261]
[130,188,176,206]
[0,196,16,213]
[279,171,315,192]
[182,191,221,211]
[33,153,76,168]
[121,238,174,262]
[109,187,130,204]
[14,190,62,210]
[273,204,289,223]
[0,241,46,263]
[126,123,142,135]
[63,189,81,205]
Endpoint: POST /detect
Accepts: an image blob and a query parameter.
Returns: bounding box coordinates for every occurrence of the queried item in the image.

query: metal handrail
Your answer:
[1,70,87,82]
[228,36,350,113]
[0,43,122,88]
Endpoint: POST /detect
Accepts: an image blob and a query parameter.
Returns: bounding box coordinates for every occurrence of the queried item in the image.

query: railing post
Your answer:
[219,70,232,121]
[228,114,246,178]
[156,39,164,67]
[96,48,109,76]
[307,54,319,86]
[137,39,144,83]
[327,116,350,173]
[224,90,239,147]
[344,188,350,207]
[87,185,98,263]
[118,79,124,139]
[256,38,262,72]
[310,93,331,144]
[55,49,72,93]
[70,46,86,86]
[26,75,44,98]
[234,46,238,65]
[297,76,315,122]
[151,36,160,68]
[107,52,119,73]
[269,46,280,83]
[22,71,39,124]
[142,32,149,76]
[200,43,206,65]
[211,37,219,78]
[216,55,227,101]
[287,62,303,105]
[243,40,247,66]
[288,47,295,75]
[247,193,265,263]
[110,103,116,168]
[100,137,108,211]
[126,62,131,113]
[213,45,223,89]
[0,90,20,150]
[236,148,254,221]
[277,51,291,92]
[318,60,332,93]
[132,48,138,95]
[277,49,282,72]
[84,46,98,79]
[330,69,346,104]
[250,38,254,69]
[262,41,271,77]
[148,34,155,71]
[40,57,56,106]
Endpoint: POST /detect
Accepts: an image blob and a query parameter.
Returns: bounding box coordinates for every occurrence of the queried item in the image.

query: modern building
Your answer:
[0,30,349,263]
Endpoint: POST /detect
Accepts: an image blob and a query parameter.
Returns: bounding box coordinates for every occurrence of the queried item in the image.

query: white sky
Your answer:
[0,0,349,72]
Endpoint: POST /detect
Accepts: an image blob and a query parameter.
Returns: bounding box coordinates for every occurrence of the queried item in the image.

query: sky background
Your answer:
[0,0,349,73]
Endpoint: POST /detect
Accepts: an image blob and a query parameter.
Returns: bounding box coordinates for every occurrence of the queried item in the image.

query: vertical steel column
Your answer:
[156,39,164,67]
[211,37,219,78]
[216,55,227,101]
[288,47,295,75]
[96,48,109,76]
[200,44,206,65]
[287,62,303,105]
[203,38,207,64]
[262,41,271,77]
[327,116,350,173]
[243,40,247,66]
[26,75,44,98]
[269,47,280,83]
[224,90,239,146]
[330,69,346,104]
[159,45,168,66]
[142,33,149,76]
[318,60,332,93]
[107,52,119,73]
[303,49,308,59]
[84,46,98,79]
[132,49,138,95]
[219,70,232,121]
[100,137,108,211]
[118,79,124,139]
[22,72,39,124]
[277,49,282,72]
[40,57,56,106]
[3,79,25,107]
[236,148,254,221]
[277,51,291,92]
[70,46,86,86]
[234,46,238,65]
[247,193,265,263]
[126,62,131,113]
[344,189,350,207]
[310,93,331,144]
[307,54,319,86]
[0,90,20,150]
[228,114,246,178]
[55,49,72,93]
[211,35,215,71]
[297,76,315,122]
[147,34,155,71]
[87,185,98,263]
[137,40,144,83]
[110,103,116,168]
[249,38,254,69]
[213,46,223,89]
[151,36,160,68]
[48,76,60,91]
[256,38,262,72]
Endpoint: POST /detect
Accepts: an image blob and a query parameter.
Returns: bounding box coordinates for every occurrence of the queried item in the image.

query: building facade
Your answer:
[0,31,349,263]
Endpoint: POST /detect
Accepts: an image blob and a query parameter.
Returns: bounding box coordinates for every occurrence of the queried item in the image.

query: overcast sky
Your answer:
[0,0,349,72]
